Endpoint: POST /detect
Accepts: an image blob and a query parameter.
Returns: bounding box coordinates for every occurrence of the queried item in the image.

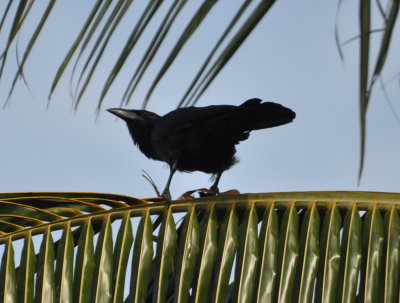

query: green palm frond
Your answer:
[0,191,399,301]
[0,1,275,112]
[356,0,399,183]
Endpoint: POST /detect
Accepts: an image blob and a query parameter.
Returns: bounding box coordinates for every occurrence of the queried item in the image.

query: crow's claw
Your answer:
[209,185,220,194]
[161,189,172,201]
[177,188,240,199]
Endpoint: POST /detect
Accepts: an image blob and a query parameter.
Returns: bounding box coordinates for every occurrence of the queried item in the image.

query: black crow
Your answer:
[107,98,295,199]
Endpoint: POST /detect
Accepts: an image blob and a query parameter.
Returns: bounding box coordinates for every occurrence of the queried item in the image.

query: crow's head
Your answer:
[107,108,160,126]
[107,108,161,159]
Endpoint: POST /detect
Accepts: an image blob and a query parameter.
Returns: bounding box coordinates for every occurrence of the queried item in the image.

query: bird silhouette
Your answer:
[108,98,295,200]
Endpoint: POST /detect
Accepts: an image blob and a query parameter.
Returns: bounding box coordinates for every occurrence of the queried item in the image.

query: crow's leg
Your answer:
[210,171,223,194]
[162,166,176,200]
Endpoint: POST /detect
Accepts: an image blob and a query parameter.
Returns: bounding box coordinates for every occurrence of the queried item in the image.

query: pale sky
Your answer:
[1,0,400,199]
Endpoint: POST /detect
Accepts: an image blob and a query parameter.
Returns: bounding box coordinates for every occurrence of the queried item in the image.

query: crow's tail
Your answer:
[237,98,296,131]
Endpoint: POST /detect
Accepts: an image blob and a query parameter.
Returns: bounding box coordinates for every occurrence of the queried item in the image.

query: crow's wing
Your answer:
[152,105,246,144]
[152,99,295,143]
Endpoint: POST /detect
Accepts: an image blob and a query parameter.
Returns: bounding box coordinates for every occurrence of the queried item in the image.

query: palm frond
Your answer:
[358,0,371,184]
[182,0,276,108]
[6,0,56,104]
[0,1,276,112]
[0,191,399,301]
[356,0,399,183]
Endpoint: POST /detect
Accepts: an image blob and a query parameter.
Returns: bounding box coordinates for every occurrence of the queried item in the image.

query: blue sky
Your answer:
[1,0,400,199]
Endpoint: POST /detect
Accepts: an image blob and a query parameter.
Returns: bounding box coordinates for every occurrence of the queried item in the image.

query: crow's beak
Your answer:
[107,108,144,122]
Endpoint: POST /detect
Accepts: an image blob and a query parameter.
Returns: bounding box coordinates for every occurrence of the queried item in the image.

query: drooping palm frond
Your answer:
[356,0,399,183]
[0,0,276,112]
[358,0,371,185]
[333,0,400,183]
[0,191,399,302]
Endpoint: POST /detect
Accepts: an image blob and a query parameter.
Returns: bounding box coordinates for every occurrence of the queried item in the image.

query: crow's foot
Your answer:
[209,185,220,194]
[161,189,172,201]
[204,189,240,196]
[176,188,240,200]
[176,188,217,199]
